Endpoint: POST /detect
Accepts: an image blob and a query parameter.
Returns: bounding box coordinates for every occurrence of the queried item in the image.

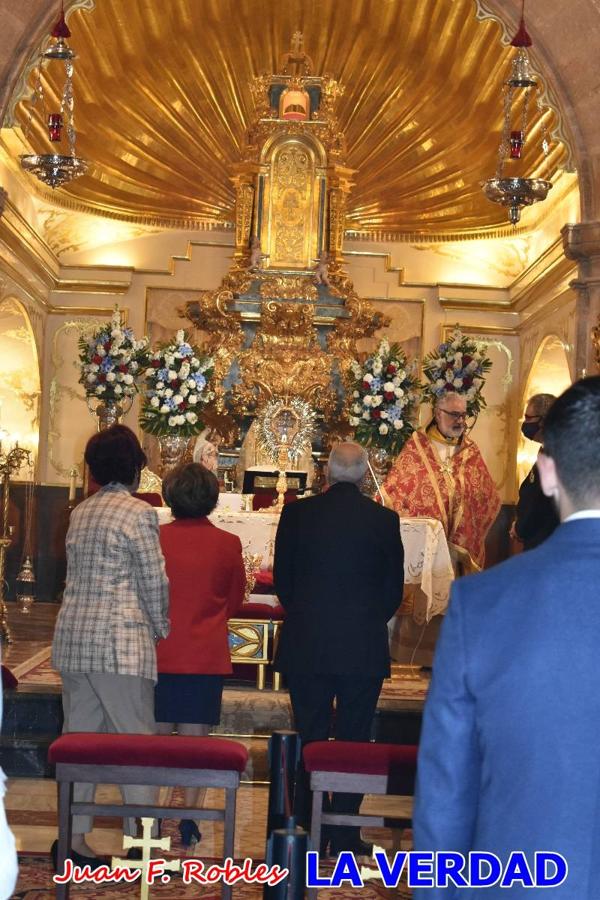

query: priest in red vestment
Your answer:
[383,391,500,572]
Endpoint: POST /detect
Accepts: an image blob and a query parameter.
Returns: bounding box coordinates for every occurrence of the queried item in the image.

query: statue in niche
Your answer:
[249,236,269,270]
[313,250,331,287]
[236,419,314,490]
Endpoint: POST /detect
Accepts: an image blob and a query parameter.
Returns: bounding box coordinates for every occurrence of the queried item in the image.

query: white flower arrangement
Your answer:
[422,328,492,416]
[78,307,148,403]
[347,340,420,455]
[139,330,214,437]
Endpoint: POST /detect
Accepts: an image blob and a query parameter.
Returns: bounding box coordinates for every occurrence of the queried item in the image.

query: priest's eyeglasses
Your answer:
[438,408,468,421]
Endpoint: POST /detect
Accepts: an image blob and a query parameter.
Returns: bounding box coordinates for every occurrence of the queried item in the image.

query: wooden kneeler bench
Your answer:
[304,740,418,893]
[48,733,248,900]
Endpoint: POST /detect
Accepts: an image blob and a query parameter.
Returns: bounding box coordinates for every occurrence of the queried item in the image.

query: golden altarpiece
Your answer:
[182,35,388,478]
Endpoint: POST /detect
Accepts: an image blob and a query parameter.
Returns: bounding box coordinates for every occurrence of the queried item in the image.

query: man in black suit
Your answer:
[512,393,559,550]
[274,441,404,855]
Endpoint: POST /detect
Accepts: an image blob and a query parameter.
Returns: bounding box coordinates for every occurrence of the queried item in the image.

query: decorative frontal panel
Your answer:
[265,140,319,269]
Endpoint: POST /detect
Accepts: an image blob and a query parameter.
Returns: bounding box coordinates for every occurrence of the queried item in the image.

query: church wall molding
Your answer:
[510,256,576,316]
[60,238,234,279]
[344,224,530,244]
[0,254,49,313]
[0,199,58,296]
[52,279,131,296]
[516,287,575,334]
[509,235,573,301]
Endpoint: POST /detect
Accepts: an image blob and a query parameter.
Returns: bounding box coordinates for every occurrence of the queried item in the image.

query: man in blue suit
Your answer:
[413,376,600,898]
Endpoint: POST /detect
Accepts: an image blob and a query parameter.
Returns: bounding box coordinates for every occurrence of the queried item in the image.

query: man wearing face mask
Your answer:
[512,393,559,550]
[412,376,600,900]
[383,390,500,572]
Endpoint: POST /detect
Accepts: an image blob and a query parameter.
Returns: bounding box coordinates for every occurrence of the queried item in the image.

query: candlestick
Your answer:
[68,466,78,502]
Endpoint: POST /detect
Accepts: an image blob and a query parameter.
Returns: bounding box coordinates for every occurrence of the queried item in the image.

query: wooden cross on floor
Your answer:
[112,818,181,900]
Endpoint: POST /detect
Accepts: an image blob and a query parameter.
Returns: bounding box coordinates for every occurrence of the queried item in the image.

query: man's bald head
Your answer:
[327,442,369,485]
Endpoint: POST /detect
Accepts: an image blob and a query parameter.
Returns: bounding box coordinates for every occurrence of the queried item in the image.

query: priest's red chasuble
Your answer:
[383,429,501,571]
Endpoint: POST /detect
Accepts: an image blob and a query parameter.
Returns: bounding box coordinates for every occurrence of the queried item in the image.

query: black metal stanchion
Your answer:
[264,731,306,898]
[266,729,302,836]
[264,826,308,900]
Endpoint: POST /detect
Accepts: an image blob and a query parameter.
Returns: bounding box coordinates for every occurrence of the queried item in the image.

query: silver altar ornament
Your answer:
[16,556,36,615]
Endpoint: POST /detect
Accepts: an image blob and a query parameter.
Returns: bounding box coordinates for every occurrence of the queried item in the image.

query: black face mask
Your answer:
[521,420,541,441]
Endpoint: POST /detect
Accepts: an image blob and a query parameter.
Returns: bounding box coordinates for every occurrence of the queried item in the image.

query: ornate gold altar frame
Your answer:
[228,616,282,691]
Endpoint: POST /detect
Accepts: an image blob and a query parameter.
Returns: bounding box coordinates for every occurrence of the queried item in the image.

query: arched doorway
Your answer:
[0,297,41,478]
[517,335,572,485]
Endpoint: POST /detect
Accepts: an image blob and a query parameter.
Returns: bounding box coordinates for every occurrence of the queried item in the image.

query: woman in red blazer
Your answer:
[155,462,245,847]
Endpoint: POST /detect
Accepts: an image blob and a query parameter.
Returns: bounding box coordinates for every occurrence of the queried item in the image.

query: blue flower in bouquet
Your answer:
[140,331,213,438]
[422,327,492,416]
[78,305,149,405]
[347,339,419,456]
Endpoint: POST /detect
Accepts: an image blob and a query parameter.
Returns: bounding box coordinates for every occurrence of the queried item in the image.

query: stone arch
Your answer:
[516,334,572,484]
[0,295,42,470]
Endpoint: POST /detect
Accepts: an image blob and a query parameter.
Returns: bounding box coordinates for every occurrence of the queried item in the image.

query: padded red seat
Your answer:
[51,732,247,900]
[49,733,247,771]
[235,602,285,620]
[253,570,274,593]
[304,740,417,776]
[305,739,417,893]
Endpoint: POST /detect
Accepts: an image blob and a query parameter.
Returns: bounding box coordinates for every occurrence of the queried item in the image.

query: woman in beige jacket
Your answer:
[52,425,169,868]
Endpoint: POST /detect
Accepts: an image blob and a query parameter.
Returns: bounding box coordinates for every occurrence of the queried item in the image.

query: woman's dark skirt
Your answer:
[155,673,224,725]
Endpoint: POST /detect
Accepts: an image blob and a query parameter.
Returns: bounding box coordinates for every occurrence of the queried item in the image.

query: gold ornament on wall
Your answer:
[259,275,317,301]
[230,301,336,417]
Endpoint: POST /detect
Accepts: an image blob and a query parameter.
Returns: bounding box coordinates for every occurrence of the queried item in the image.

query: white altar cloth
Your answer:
[388,516,454,664]
[398,516,454,623]
[155,506,453,616]
[215,493,244,513]
[156,505,279,571]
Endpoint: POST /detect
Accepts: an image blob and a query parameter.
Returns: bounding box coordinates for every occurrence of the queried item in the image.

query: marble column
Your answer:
[561,222,600,376]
